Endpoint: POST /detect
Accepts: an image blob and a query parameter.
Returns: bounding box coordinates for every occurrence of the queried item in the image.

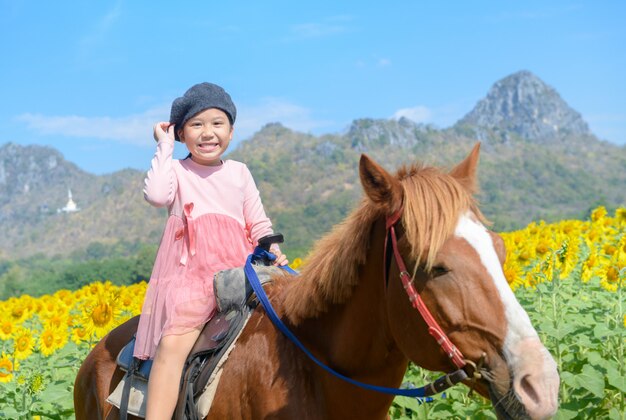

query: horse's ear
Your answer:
[359,154,402,213]
[449,142,480,194]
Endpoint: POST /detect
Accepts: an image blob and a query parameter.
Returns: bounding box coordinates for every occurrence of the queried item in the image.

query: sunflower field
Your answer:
[1,207,625,419]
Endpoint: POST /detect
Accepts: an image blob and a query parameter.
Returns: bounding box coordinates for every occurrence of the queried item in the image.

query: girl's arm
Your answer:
[242,166,288,266]
[143,123,178,207]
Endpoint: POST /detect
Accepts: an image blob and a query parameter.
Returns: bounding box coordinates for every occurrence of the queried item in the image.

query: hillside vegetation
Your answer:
[1,71,625,295]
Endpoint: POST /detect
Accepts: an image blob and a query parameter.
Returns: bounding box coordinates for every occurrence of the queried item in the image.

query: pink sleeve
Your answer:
[143,140,178,208]
[242,165,274,245]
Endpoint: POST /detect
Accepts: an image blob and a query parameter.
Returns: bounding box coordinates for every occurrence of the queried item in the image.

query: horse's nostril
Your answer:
[518,374,540,406]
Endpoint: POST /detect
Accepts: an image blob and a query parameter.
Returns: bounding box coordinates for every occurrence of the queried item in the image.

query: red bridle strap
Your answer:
[385,209,466,370]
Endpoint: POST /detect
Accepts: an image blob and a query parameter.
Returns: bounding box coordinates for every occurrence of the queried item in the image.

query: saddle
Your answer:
[107,264,285,419]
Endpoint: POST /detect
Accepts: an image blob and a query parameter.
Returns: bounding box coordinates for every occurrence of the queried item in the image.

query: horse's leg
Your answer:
[74,316,140,420]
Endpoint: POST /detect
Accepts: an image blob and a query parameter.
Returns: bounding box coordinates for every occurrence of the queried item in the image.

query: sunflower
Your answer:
[0,352,18,383]
[600,266,621,293]
[503,259,524,290]
[38,296,60,320]
[81,297,122,339]
[581,253,605,283]
[53,289,76,308]
[71,326,92,345]
[616,208,626,224]
[118,290,137,314]
[0,318,13,341]
[8,299,29,323]
[28,372,46,394]
[535,239,551,256]
[591,206,607,222]
[38,327,64,357]
[516,244,536,262]
[290,257,303,270]
[12,327,35,360]
[603,243,617,256]
[88,282,102,296]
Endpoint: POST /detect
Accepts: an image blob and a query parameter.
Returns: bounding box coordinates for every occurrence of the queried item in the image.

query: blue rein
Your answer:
[244,247,468,398]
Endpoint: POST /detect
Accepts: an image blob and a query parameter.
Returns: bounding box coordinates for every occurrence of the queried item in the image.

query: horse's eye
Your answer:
[431,265,449,277]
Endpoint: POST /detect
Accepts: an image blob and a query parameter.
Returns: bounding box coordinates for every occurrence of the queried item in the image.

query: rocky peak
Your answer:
[0,143,90,207]
[456,70,590,141]
[348,117,427,151]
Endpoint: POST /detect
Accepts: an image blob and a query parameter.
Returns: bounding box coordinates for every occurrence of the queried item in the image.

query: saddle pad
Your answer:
[106,375,147,418]
[214,264,282,312]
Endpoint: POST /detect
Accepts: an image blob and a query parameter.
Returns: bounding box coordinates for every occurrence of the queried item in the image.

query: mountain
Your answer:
[456,70,591,142]
[0,143,166,260]
[1,71,625,261]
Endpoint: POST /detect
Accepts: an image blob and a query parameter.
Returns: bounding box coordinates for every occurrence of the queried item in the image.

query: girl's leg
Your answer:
[145,328,202,420]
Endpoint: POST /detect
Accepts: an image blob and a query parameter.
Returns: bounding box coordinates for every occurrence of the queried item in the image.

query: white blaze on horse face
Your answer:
[454,214,538,348]
[455,214,559,418]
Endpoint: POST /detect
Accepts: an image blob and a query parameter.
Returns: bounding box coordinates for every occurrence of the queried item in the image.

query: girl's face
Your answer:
[178,108,233,166]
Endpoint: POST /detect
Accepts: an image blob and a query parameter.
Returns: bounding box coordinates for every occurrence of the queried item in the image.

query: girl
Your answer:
[133,82,287,419]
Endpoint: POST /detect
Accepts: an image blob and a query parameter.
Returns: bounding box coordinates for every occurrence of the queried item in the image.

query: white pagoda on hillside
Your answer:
[58,189,80,213]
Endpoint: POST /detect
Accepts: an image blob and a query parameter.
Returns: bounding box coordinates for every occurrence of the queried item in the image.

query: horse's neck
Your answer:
[295,219,408,384]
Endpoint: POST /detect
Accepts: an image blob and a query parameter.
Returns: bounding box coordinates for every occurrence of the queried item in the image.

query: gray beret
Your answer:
[169,82,237,141]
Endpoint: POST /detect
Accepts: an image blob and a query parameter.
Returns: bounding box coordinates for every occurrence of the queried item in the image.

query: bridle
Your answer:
[384,206,467,370]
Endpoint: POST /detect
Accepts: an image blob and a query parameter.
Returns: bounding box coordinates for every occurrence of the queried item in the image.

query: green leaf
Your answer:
[575,364,605,398]
[558,400,591,418]
[393,396,422,413]
[592,323,613,340]
[608,407,624,420]
[560,371,579,390]
[0,406,21,418]
[585,351,605,366]
[554,323,578,340]
[606,369,626,393]
[554,408,584,420]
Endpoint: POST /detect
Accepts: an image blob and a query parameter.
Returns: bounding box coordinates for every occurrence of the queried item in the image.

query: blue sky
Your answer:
[1,1,624,174]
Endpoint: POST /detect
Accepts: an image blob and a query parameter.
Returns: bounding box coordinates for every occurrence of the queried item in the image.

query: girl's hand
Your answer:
[153,122,176,143]
[270,245,289,267]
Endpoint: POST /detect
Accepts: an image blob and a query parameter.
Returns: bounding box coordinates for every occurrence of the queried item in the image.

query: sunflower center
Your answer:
[11,306,24,319]
[43,333,54,347]
[92,303,113,326]
[17,336,30,351]
[606,267,619,283]
[0,360,13,377]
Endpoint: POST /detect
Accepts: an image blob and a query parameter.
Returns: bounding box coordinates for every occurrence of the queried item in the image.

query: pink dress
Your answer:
[133,140,274,360]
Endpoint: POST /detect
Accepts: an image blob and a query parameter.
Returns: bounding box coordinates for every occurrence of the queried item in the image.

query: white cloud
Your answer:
[377,58,391,67]
[16,106,168,146]
[392,102,474,128]
[392,106,433,124]
[16,98,333,147]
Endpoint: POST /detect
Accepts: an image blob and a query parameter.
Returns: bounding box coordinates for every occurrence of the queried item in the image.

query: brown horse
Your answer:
[74,144,559,419]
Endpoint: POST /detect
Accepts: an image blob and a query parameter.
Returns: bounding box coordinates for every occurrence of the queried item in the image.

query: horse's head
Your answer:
[359,143,559,420]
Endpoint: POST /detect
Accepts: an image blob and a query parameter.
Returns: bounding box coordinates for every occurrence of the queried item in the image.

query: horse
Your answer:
[74,143,559,419]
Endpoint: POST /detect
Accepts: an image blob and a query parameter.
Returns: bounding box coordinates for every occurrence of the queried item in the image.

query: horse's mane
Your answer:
[281,162,483,325]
